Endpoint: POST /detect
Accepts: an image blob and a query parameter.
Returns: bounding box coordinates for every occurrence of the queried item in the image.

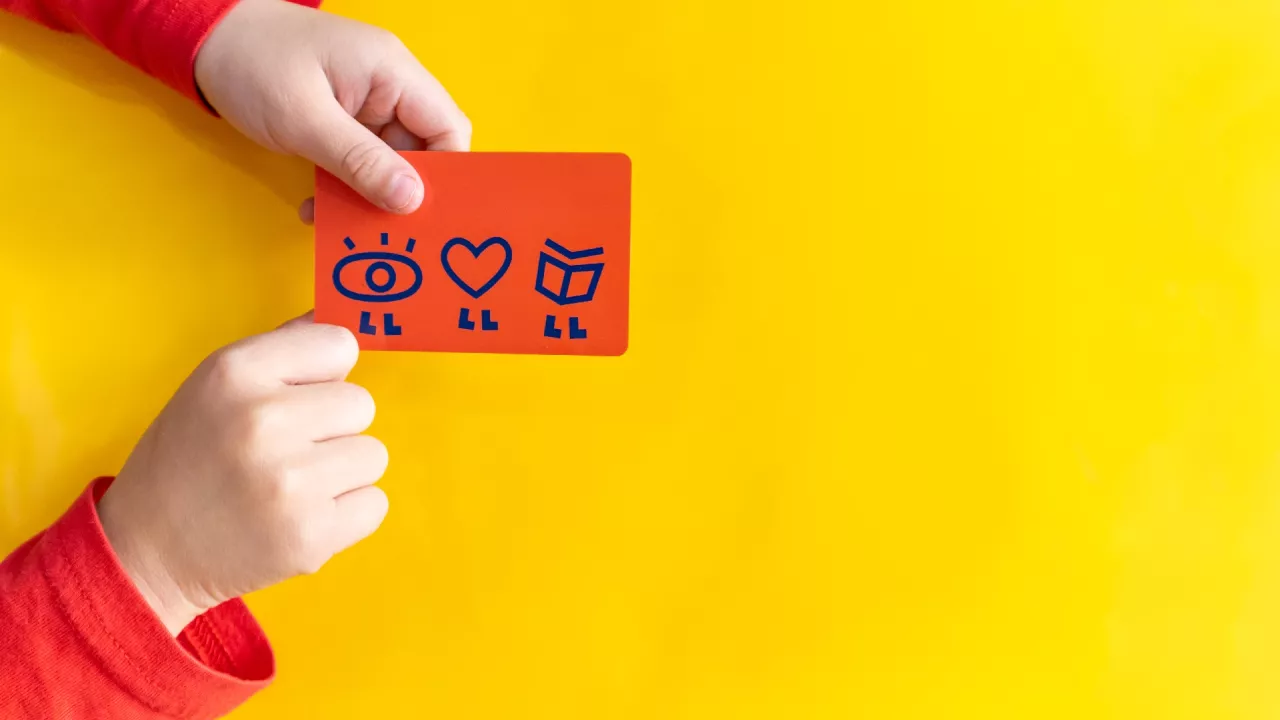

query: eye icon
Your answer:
[333,233,423,303]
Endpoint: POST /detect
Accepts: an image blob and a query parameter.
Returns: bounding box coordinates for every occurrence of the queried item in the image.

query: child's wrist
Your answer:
[98,490,205,636]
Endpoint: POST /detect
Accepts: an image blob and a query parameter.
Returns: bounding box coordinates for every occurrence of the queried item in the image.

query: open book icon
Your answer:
[535,239,605,306]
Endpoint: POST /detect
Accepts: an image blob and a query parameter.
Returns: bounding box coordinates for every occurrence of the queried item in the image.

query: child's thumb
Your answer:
[294,101,425,214]
[276,310,315,330]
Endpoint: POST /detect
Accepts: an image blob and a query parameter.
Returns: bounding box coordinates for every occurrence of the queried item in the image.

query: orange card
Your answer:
[314,152,630,356]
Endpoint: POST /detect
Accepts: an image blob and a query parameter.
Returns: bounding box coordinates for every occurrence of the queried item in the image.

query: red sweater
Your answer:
[0,0,319,717]
[1,479,273,719]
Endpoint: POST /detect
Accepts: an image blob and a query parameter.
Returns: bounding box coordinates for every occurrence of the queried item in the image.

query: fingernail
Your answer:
[387,174,421,212]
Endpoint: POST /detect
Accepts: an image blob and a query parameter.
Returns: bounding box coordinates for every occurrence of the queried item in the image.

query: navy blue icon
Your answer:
[458,309,500,331]
[542,315,588,340]
[441,236,512,332]
[535,239,604,340]
[360,311,402,336]
[334,233,422,336]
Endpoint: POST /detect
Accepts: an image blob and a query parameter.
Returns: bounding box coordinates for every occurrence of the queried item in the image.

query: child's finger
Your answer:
[296,119,425,227]
[227,321,358,386]
[295,97,425,214]
[330,486,390,554]
[281,381,376,442]
[276,310,315,329]
[297,198,315,225]
[379,119,426,151]
[297,121,420,227]
[394,65,471,152]
[308,434,389,498]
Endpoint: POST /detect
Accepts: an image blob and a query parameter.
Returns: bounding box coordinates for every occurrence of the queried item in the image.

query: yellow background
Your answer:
[6,0,1280,717]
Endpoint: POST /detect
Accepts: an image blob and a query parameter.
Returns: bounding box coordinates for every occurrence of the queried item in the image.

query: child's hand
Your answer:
[194,0,471,218]
[97,314,389,635]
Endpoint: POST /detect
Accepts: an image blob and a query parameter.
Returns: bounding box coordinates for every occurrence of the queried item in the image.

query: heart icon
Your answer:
[440,236,513,299]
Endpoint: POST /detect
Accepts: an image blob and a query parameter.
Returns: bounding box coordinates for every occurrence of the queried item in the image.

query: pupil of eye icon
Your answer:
[366,261,397,293]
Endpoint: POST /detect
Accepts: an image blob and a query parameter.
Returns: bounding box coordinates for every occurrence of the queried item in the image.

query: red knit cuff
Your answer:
[145,0,324,109]
[39,477,274,720]
[133,0,242,106]
[180,600,275,689]
[8,0,324,111]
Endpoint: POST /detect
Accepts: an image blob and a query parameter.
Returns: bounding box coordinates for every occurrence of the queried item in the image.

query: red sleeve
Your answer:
[0,478,275,720]
[0,0,322,105]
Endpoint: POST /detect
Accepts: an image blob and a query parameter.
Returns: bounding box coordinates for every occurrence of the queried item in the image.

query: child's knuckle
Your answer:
[291,527,330,574]
[370,27,405,54]
[297,552,328,576]
[316,324,359,366]
[343,384,376,426]
[241,399,284,443]
[244,458,286,507]
[207,345,254,386]
[271,462,308,500]
[366,436,390,475]
[339,140,385,185]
